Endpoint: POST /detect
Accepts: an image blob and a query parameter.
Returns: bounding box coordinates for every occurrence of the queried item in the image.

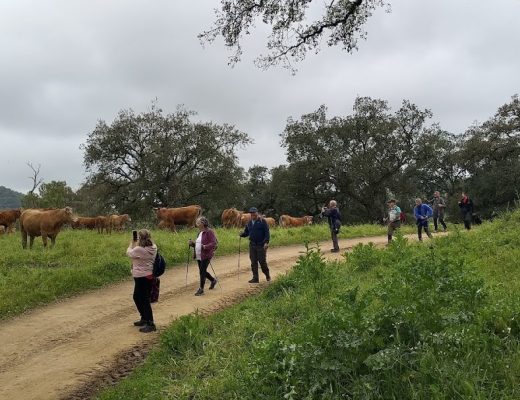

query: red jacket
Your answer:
[194,229,218,260]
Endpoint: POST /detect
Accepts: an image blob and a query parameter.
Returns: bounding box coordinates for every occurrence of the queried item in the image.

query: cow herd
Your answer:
[0,204,315,249]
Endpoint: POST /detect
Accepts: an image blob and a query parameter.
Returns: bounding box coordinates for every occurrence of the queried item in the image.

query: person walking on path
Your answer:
[127,229,158,333]
[386,199,401,243]
[458,192,474,230]
[189,216,218,296]
[321,200,342,252]
[414,198,433,241]
[430,191,447,232]
[239,207,271,283]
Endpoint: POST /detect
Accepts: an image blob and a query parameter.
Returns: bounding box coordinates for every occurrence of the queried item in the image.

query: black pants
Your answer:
[133,277,154,323]
[462,211,472,230]
[330,229,339,250]
[197,259,215,289]
[417,222,432,241]
[249,244,270,279]
[433,211,447,231]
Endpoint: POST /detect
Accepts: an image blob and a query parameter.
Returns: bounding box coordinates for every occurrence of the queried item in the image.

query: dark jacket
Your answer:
[458,197,474,215]
[322,207,341,231]
[414,204,433,225]
[240,218,270,246]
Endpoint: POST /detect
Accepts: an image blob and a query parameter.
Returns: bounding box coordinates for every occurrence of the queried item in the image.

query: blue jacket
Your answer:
[240,218,270,245]
[414,203,433,223]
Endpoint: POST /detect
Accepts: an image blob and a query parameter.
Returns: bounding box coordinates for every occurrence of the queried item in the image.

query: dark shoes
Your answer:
[195,288,204,296]
[248,278,259,284]
[139,323,156,333]
[331,248,340,253]
[266,275,271,282]
[133,319,147,327]
[209,279,218,290]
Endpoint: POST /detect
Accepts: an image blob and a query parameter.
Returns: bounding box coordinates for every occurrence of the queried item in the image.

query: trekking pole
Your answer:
[209,261,223,293]
[185,242,191,288]
[237,236,241,280]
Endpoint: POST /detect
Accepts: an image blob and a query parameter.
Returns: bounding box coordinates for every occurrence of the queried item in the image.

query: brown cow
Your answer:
[154,205,202,232]
[221,208,242,228]
[108,214,131,233]
[240,212,252,227]
[95,216,110,234]
[264,217,276,227]
[20,207,76,249]
[71,216,98,230]
[0,208,22,234]
[279,215,313,228]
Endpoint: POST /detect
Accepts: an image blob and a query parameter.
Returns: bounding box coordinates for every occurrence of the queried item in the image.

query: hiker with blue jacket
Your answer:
[239,207,271,283]
[321,200,342,252]
[414,198,433,241]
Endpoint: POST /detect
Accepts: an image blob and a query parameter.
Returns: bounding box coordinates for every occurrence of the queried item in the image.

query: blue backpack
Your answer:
[153,251,166,277]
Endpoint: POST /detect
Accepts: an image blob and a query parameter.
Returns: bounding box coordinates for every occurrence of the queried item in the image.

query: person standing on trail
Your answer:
[458,192,474,230]
[386,199,401,243]
[430,191,447,232]
[127,229,158,333]
[321,200,342,252]
[414,198,433,241]
[239,207,271,283]
[189,216,218,296]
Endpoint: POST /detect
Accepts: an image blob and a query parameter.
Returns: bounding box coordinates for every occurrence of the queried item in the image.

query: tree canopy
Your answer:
[200,0,389,70]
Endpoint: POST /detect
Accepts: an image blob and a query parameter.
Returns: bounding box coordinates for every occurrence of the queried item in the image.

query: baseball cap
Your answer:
[248,207,259,213]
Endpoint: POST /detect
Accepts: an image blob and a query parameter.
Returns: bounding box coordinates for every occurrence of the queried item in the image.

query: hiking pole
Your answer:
[209,261,223,293]
[237,236,241,280]
[185,242,191,288]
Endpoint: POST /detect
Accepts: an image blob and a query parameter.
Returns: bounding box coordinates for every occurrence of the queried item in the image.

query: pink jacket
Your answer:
[127,244,157,278]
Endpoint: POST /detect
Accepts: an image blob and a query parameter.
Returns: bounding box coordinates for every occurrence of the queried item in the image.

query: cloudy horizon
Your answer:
[1,0,519,194]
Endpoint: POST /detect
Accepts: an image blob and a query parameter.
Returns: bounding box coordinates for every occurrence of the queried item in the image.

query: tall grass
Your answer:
[98,212,520,399]
[0,222,407,319]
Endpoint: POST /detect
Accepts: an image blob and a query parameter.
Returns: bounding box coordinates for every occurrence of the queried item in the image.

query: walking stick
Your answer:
[185,242,191,288]
[209,261,223,292]
[237,236,241,280]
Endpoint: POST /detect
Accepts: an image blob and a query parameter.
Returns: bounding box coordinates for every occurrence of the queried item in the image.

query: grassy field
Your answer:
[0,222,414,320]
[96,212,520,399]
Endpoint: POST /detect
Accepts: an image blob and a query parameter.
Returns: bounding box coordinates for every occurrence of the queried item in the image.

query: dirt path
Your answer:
[0,233,433,400]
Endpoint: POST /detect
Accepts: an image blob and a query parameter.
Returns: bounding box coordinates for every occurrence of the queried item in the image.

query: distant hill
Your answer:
[0,186,24,209]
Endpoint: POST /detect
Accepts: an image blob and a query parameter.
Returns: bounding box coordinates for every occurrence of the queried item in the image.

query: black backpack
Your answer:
[153,251,166,277]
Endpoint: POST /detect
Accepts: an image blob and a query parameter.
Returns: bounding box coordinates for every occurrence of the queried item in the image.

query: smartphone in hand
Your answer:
[132,230,138,241]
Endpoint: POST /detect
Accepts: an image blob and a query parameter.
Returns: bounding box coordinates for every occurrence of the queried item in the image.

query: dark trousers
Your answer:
[433,211,447,231]
[330,229,339,250]
[133,277,154,323]
[197,259,215,289]
[249,244,270,279]
[417,221,433,241]
[462,211,472,230]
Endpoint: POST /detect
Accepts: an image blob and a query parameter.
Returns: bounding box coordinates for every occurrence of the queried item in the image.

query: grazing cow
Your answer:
[154,205,202,232]
[279,215,313,228]
[95,216,110,234]
[221,208,242,228]
[71,216,98,230]
[0,208,22,234]
[108,214,131,233]
[20,207,77,249]
[264,217,276,227]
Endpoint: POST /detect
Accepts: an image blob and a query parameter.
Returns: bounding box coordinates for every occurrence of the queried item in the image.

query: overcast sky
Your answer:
[1,0,519,193]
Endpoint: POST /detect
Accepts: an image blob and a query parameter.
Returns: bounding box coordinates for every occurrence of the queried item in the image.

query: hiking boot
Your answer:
[331,248,340,253]
[139,323,156,333]
[194,288,204,296]
[133,319,147,327]
[248,278,259,284]
[209,279,218,290]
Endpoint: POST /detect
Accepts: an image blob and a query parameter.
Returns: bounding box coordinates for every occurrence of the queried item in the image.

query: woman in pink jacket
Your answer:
[127,229,157,333]
[189,216,218,296]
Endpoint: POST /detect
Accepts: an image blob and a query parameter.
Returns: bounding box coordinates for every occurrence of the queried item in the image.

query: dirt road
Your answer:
[0,234,428,400]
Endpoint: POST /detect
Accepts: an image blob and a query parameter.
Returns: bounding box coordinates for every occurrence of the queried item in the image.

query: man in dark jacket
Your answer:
[321,200,342,252]
[240,207,271,283]
[458,192,474,230]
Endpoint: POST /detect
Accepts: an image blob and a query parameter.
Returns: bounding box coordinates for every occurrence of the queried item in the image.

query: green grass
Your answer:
[96,212,520,400]
[0,222,412,319]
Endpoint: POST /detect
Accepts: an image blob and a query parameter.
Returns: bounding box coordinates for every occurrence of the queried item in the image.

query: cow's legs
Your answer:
[50,235,56,248]
[42,233,48,248]
[21,231,28,249]
[29,236,35,249]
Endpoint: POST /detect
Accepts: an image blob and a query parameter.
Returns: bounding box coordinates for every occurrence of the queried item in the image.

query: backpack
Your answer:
[153,251,166,277]
[399,211,406,223]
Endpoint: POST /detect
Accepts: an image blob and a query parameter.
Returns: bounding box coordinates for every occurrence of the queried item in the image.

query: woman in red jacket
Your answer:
[189,216,218,296]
